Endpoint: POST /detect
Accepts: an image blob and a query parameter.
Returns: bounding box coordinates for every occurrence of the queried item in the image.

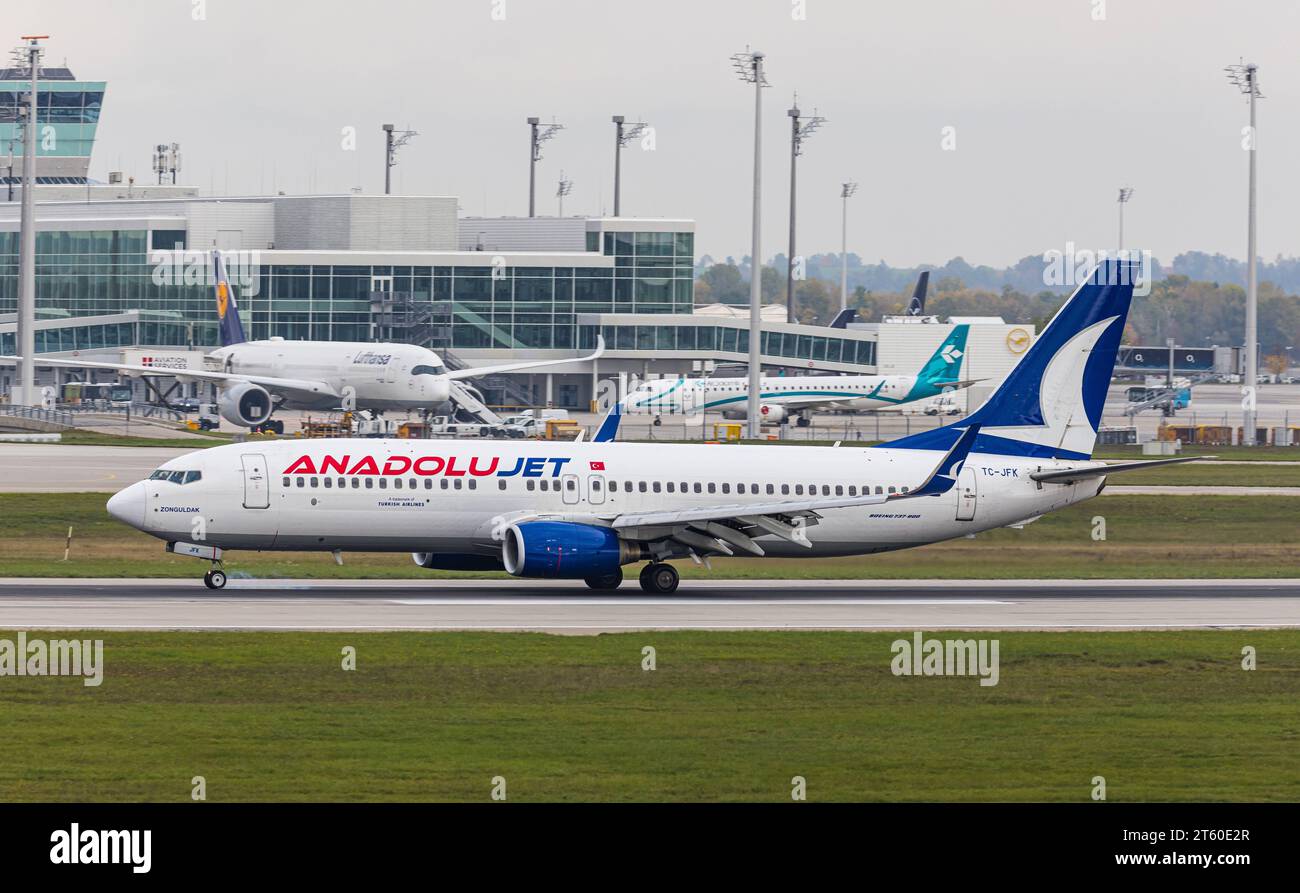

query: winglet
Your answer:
[901,424,980,497]
[591,397,623,443]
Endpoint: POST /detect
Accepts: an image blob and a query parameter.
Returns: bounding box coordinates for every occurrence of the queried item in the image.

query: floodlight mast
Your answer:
[1225,61,1262,445]
[733,48,769,439]
[612,115,648,217]
[840,182,858,313]
[383,124,418,195]
[528,117,564,217]
[13,34,47,407]
[1116,186,1134,251]
[785,98,826,324]
[556,170,573,217]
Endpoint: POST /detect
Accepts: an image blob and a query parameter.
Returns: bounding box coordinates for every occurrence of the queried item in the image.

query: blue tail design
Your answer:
[880,259,1138,460]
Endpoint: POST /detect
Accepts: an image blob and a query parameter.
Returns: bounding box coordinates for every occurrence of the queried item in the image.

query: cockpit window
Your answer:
[411,364,448,376]
[150,469,202,484]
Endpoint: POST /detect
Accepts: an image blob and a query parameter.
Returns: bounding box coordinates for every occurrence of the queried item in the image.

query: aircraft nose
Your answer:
[106,481,147,528]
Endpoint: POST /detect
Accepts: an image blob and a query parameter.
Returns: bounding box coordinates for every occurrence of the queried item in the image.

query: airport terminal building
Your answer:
[0,57,1029,412]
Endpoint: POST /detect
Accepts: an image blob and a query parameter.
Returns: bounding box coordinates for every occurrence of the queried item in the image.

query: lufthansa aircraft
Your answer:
[5,250,603,429]
[106,260,1203,593]
[617,322,973,426]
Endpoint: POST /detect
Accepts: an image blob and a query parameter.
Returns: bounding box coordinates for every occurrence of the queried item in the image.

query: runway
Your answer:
[0,578,1296,632]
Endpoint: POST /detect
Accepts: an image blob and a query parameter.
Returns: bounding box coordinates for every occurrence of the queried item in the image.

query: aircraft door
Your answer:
[955,465,977,521]
[241,453,270,509]
[561,473,581,505]
[587,474,606,505]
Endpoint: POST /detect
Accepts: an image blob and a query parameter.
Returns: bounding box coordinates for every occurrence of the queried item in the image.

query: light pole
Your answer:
[785,98,826,324]
[1226,61,1262,445]
[13,35,45,407]
[556,171,573,217]
[733,49,769,439]
[1117,186,1133,252]
[839,182,858,313]
[382,124,418,195]
[612,115,648,217]
[527,117,564,217]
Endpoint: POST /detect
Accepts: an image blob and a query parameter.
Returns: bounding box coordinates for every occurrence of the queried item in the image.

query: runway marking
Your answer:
[387,597,1013,606]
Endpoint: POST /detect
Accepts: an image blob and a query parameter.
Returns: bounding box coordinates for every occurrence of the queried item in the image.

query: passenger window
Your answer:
[297,477,305,488]
[338,478,345,488]
[638,482,647,493]
[394,479,403,489]
[283,476,290,487]
[365,478,373,489]
[653,482,661,493]
[424,479,432,489]
[694,483,702,493]
[722,484,730,494]
[441,479,449,490]
[766,484,774,495]
[737,484,745,495]
[901,486,909,493]
[666,482,675,493]
[324,478,332,489]
[526,480,535,491]
[566,479,575,491]
[379,479,387,489]
[888,486,896,494]
[708,483,716,494]
[499,480,507,491]
[469,479,477,490]
[540,480,548,492]
[849,486,857,496]
[454,480,462,490]
[875,486,883,495]
[822,485,831,496]
[835,485,843,496]
[352,478,360,488]
[795,484,804,495]
[781,484,789,495]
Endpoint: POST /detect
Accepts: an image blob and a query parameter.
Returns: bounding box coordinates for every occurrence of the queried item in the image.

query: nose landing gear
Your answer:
[638,562,680,594]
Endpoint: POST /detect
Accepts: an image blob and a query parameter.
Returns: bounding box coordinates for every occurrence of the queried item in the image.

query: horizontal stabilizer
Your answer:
[1030,455,1213,484]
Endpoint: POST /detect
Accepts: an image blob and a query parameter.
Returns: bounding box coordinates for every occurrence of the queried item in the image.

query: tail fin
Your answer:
[592,398,623,442]
[883,259,1138,460]
[213,250,247,347]
[827,308,858,328]
[905,271,930,316]
[916,324,969,387]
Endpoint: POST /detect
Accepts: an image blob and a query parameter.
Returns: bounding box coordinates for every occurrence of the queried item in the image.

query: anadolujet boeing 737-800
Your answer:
[106,259,1206,593]
[4,250,603,430]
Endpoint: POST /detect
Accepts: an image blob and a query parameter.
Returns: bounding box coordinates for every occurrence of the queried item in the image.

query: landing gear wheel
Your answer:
[639,562,680,594]
[584,568,623,590]
[796,415,811,428]
[204,569,227,590]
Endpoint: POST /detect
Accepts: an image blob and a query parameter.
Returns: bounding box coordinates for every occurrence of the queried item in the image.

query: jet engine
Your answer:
[217,381,275,427]
[722,404,787,424]
[501,521,647,579]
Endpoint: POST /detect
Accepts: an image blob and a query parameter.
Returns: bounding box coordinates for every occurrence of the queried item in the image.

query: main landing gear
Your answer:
[203,563,228,590]
[638,562,680,595]
[584,568,623,591]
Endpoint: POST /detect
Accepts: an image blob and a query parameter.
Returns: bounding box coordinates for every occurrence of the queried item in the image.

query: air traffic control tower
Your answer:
[0,61,105,184]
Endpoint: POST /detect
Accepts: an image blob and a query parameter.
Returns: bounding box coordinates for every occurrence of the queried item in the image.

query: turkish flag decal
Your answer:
[589,461,606,471]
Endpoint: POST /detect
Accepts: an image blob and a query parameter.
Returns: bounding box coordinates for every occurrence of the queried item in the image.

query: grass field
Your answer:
[55,430,233,449]
[0,630,1294,802]
[2,492,1296,579]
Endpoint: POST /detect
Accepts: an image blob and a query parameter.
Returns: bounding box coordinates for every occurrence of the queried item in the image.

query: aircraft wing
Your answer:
[445,336,605,381]
[608,425,980,554]
[1029,455,1212,484]
[0,355,341,401]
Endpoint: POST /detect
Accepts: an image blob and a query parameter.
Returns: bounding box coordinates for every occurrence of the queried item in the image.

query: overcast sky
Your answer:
[11,0,1299,267]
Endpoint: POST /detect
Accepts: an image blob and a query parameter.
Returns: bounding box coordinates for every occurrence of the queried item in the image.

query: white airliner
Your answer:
[4,250,603,430]
[616,324,974,428]
[107,259,1202,593]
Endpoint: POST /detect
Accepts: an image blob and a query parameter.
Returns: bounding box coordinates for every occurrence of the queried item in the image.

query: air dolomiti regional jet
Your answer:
[5,250,602,430]
[107,260,1203,593]
[617,324,973,427]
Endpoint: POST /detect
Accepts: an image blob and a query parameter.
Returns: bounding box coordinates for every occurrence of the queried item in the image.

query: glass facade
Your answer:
[580,323,876,367]
[0,314,199,356]
[0,226,698,351]
[0,80,105,163]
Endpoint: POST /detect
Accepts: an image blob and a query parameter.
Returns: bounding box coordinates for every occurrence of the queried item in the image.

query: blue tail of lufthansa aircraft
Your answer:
[214,250,248,347]
[883,259,1138,460]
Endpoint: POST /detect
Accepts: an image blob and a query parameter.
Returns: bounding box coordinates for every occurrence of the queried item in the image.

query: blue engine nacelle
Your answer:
[502,521,644,579]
